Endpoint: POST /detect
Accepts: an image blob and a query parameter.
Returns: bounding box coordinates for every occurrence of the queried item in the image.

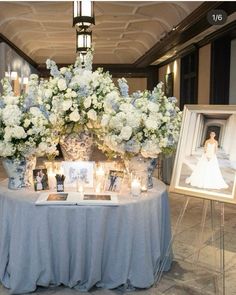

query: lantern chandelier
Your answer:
[73,0,94,55]
[73,0,95,29]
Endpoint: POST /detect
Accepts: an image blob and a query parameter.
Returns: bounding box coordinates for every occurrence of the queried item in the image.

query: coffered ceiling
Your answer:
[0,1,202,65]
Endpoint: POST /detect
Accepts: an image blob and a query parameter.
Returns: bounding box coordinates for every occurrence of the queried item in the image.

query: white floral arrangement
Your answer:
[40,50,119,136]
[99,82,182,159]
[0,77,59,159]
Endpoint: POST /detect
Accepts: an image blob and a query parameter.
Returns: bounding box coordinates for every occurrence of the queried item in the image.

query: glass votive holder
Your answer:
[131,176,141,197]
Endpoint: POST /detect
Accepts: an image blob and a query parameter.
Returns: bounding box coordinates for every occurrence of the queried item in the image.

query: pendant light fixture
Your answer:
[73,0,95,29]
[76,29,92,54]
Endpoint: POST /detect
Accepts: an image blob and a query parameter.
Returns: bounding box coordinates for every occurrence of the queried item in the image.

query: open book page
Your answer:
[35,192,118,206]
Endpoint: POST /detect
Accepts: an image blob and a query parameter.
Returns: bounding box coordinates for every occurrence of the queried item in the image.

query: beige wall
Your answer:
[158,59,180,103]
[113,77,147,95]
[198,44,211,104]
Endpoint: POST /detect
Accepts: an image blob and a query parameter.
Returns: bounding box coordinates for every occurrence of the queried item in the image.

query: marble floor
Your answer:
[0,163,236,295]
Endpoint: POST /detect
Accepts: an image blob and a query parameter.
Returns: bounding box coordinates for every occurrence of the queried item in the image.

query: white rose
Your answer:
[57,78,67,91]
[120,126,132,141]
[101,114,110,127]
[87,109,97,121]
[62,100,72,111]
[13,126,27,139]
[45,89,53,99]
[69,110,80,122]
[84,96,92,109]
[60,67,68,75]
[30,107,42,117]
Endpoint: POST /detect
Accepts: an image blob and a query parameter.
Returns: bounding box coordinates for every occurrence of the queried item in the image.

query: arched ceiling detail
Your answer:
[0,1,202,64]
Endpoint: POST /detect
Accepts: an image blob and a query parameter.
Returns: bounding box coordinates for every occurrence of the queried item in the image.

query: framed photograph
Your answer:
[104,170,124,192]
[33,169,49,191]
[170,105,236,203]
[164,72,174,97]
[61,161,94,189]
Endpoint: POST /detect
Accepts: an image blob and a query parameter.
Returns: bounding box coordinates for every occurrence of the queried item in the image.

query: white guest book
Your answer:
[35,192,118,206]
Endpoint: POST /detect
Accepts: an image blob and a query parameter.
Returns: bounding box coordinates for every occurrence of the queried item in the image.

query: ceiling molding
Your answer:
[0,33,38,69]
[134,1,236,68]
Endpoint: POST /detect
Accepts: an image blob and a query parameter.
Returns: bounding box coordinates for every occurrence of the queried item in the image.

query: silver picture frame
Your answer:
[170,105,236,204]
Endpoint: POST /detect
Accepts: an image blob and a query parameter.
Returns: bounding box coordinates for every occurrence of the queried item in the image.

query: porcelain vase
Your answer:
[2,156,36,190]
[60,132,93,161]
[125,155,157,189]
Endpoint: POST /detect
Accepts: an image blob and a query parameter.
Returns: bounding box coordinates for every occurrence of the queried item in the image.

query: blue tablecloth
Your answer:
[0,179,172,294]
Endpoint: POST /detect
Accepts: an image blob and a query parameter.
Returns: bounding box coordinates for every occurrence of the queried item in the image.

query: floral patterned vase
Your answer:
[2,156,36,190]
[125,155,157,189]
[60,132,93,161]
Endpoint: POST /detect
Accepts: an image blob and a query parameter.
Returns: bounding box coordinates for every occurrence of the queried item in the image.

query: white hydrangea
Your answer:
[4,126,27,141]
[141,140,160,158]
[0,142,15,157]
[3,95,19,105]
[2,105,22,126]
[145,116,159,130]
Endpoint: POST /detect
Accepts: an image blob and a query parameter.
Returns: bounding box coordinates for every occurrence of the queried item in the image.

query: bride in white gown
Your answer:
[186,131,228,189]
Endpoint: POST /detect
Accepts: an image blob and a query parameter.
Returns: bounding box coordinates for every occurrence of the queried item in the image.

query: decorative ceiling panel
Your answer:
[0,1,202,64]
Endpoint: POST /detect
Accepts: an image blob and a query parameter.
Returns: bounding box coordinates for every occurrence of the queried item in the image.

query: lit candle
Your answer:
[78,183,84,194]
[48,168,56,190]
[96,166,105,178]
[131,179,141,196]
[95,183,101,193]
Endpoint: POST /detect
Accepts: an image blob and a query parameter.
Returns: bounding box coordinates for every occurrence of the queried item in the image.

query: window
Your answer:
[180,50,198,110]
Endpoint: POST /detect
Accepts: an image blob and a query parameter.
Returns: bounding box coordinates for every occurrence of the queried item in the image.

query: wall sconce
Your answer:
[73,0,95,29]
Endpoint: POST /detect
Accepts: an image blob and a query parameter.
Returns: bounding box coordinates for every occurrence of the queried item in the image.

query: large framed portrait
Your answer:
[170,105,236,203]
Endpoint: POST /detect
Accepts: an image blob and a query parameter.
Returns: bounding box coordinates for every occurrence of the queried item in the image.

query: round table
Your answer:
[0,179,172,294]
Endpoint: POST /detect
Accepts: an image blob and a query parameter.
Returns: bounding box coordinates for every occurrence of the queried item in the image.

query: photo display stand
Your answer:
[154,194,226,295]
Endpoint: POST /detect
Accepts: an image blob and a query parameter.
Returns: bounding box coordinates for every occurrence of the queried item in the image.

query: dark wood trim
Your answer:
[134,2,236,68]
[156,20,236,69]
[0,33,38,69]
[210,36,231,104]
[198,20,236,47]
[38,63,151,78]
